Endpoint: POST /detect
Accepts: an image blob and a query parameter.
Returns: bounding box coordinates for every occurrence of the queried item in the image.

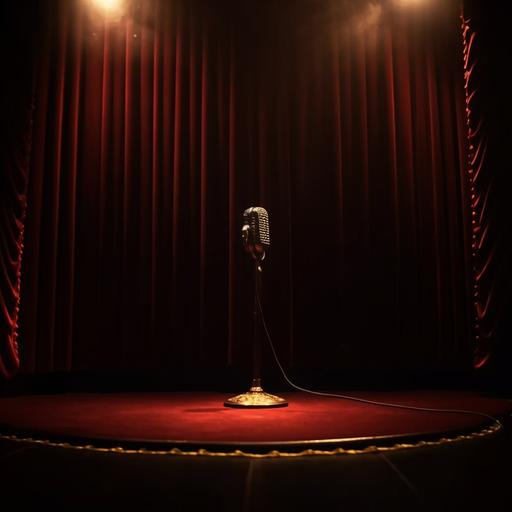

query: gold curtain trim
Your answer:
[0,421,502,458]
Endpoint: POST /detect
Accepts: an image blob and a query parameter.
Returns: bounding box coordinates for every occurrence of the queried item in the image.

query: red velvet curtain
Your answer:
[0,117,30,378]
[0,1,35,378]
[460,7,509,370]
[7,0,473,378]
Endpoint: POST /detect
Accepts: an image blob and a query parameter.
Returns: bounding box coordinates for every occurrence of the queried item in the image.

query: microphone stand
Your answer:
[224,244,288,408]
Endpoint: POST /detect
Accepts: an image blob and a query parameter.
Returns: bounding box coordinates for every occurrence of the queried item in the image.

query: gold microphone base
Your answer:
[224,383,288,408]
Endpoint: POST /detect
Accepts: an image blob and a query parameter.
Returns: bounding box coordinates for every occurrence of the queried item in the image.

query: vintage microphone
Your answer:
[224,207,288,408]
[241,207,270,260]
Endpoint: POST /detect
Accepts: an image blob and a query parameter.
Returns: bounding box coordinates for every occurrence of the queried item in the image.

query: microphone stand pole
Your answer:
[252,259,263,392]
[224,252,288,408]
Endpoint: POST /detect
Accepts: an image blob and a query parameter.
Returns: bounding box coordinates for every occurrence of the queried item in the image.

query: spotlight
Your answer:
[393,0,426,7]
[89,0,125,14]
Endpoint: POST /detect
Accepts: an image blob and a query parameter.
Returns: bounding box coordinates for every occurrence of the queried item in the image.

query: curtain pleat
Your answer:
[460,12,503,369]
[0,3,35,377]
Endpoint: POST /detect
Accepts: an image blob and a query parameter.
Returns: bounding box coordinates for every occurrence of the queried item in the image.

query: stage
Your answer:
[0,390,509,453]
[0,389,511,509]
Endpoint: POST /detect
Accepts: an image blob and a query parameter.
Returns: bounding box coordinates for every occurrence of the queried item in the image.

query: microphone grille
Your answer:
[244,207,270,247]
[256,207,270,247]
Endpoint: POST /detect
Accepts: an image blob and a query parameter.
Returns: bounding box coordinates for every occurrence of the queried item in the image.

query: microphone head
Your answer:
[243,207,270,253]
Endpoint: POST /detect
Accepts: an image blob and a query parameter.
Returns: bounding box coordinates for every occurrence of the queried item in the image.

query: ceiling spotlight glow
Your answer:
[354,2,382,32]
[393,0,426,7]
[90,0,124,14]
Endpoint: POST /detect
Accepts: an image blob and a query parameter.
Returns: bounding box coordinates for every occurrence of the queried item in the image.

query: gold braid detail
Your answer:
[0,421,502,458]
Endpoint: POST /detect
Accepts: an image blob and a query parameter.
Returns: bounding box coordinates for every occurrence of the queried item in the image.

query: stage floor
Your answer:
[0,390,510,453]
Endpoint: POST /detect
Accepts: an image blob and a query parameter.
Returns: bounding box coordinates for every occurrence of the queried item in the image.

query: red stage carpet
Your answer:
[0,391,510,450]
[1,390,511,511]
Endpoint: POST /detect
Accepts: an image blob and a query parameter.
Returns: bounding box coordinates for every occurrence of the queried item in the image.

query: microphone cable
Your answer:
[256,293,503,429]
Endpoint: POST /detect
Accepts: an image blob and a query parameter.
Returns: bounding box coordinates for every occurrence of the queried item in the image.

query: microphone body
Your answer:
[242,207,270,259]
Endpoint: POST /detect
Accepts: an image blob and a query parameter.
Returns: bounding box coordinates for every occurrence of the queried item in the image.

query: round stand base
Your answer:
[224,386,288,408]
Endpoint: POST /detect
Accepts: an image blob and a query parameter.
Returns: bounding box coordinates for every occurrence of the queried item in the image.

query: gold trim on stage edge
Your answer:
[224,385,288,408]
[0,421,502,459]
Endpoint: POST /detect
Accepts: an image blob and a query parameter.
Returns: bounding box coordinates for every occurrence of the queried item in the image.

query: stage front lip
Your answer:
[0,391,509,455]
[0,426,503,455]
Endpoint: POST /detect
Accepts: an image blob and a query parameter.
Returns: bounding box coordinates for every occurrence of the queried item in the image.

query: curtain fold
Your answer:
[0,2,36,379]
[460,12,503,369]
[0,140,27,377]
[9,0,474,377]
